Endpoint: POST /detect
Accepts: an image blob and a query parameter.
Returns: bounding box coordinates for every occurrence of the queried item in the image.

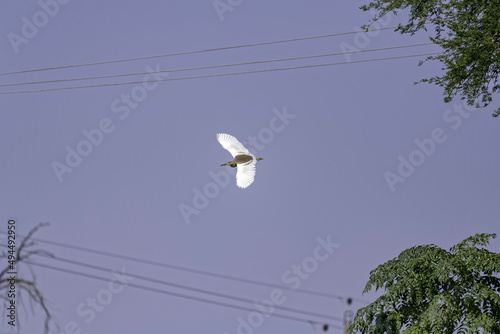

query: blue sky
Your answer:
[1,1,499,333]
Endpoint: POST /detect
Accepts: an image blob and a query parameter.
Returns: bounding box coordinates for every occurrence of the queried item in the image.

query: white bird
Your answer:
[216,133,263,188]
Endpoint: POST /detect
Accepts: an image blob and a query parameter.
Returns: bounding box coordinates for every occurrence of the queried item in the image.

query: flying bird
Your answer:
[216,133,263,188]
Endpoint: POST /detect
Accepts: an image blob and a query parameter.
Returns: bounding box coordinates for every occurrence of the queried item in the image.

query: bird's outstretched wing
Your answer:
[236,160,257,188]
[216,133,250,158]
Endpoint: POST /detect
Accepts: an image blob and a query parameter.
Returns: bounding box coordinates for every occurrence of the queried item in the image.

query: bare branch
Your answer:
[0,222,54,334]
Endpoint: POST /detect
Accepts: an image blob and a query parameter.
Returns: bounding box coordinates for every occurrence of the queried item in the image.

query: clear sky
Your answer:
[1,1,499,334]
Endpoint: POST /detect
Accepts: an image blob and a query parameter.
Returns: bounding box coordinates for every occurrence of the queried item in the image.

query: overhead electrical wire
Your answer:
[0,25,401,77]
[33,253,344,322]
[24,260,344,330]
[0,42,435,88]
[0,232,369,304]
[0,52,441,95]
[1,242,347,326]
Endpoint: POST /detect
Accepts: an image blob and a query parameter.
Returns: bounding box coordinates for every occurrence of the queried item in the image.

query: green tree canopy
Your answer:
[361,0,500,117]
[350,233,500,333]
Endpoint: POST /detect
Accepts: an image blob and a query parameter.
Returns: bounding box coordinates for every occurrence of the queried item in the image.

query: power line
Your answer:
[0,52,441,95]
[0,232,368,304]
[24,260,344,330]
[0,26,400,77]
[0,43,435,88]
[36,253,343,322]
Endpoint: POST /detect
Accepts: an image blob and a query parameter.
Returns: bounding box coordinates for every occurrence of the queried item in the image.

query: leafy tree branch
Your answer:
[361,0,500,117]
[351,233,500,333]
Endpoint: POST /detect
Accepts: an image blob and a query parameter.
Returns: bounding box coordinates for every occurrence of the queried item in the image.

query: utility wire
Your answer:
[0,26,400,77]
[35,253,343,322]
[24,260,344,330]
[0,52,441,95]
[0,232,369,304]
[0,43,435,88]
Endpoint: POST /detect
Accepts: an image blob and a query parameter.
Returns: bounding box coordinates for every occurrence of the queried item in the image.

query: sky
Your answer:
[1,1,499,333]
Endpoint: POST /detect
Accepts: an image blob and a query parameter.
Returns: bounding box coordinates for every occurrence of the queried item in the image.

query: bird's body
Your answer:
[221,154,253,167]
[216,133,263,188]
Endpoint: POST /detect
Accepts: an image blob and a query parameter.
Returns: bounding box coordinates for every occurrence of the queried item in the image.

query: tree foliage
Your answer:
[361,0,500,117]
[350,233,500,333]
